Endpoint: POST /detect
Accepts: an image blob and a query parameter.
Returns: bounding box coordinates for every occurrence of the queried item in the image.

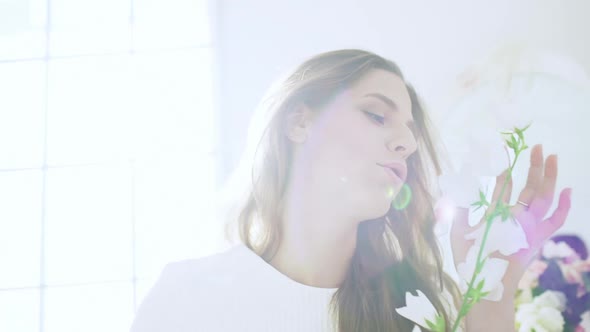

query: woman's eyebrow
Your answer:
[364,93,417,135]
[364,93,399,111]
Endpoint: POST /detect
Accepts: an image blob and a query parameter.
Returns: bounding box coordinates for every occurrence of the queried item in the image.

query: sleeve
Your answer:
[129,263,195,332]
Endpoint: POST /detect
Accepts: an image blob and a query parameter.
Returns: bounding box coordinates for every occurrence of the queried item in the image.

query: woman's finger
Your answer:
[513,144,544,215]
[536,188,572,244]
[529,154,558,219]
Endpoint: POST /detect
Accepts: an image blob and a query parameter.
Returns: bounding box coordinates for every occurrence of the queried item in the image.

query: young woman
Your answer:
[130,49,572,331]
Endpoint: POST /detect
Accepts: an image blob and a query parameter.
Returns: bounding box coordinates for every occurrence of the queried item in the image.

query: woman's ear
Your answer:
[286,104,314,144]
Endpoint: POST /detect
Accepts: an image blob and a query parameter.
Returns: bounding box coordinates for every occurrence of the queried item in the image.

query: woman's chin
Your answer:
[351,185,398,221]
[363,196,394,220]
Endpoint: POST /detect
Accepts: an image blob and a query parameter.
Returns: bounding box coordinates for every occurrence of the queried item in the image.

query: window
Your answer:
[0,0,217,331]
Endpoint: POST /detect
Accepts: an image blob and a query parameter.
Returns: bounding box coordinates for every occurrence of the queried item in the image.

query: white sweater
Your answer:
[130,244,338,332]
[130,244,461,332]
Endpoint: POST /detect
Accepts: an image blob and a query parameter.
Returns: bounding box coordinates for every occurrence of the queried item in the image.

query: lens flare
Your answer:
[386,186,395,200]
[392,183,412,210]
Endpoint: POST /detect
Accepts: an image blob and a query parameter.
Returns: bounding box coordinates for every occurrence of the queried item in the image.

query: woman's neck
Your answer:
[268,188,359,289]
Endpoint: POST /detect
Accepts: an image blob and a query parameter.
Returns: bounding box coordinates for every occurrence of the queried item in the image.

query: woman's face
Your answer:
[293,69,419,221]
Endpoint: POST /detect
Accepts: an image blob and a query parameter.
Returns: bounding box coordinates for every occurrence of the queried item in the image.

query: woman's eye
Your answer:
[363,111,385,124]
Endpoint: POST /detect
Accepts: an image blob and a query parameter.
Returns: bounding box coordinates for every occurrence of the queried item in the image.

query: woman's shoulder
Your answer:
[147,243,261,296]
[162,244,251,280]
[130,244,255,332]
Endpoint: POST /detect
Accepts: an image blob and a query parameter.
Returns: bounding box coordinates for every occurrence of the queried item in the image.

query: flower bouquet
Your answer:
[394,44,589,332]
[516,235,590,332]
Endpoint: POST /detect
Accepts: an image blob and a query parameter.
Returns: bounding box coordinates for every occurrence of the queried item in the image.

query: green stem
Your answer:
[450,150,521,332]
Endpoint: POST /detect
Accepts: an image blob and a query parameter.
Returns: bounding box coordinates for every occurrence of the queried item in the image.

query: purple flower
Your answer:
[536,259,590,327]
[539,260,567,290]
[563,292,590,327]
[551,234,588,260]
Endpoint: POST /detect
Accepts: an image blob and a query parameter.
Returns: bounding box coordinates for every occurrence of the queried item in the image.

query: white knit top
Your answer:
[130,244,338,332]
[130,243,463,332]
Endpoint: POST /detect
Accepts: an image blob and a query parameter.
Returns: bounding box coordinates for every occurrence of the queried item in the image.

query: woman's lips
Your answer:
[381,166,403,184]
[377,162,407,183]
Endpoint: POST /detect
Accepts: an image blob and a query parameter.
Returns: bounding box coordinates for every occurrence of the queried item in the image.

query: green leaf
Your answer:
[479,189,486,202]
[476,279,485,291]
[471,204,484,212]
[479,290,490,298]
[426,320,436,330]
[564,321,580,332]
[425,315,446,332]
[514,127,524,140]
[521,122,532,132]
[531,286,545,297]
[510,135,518,149]
[471,190,490,211]
[501,206,511,221]
[506,139,515,149]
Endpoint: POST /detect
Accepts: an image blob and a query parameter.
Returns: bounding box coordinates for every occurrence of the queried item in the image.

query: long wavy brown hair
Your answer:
[223,49,462,331]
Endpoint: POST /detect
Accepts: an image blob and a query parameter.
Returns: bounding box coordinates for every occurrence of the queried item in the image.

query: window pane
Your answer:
[134,278,157,312]
[44,282,134,332]
[0,0,46,60]
[49,0,130,56]
[47,50,216,166]
[134,153,219,279]
[45,163,133,285]
[46,55,135,166]
[133,0,210,50]
[0,170,42,288]
[0,61,46,169]
[129,49,216,160]
[0,289,39,332]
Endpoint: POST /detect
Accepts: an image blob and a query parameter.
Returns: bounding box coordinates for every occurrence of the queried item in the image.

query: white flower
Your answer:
[515,291,567,332]
[464,215,529,257]
[580,311,590,331]
[494,100,532,132]
[456,43,589,101]
[515,288,533,307]
[395,290,439,329]
[439,165,482,209]
[439,123,509,185]
[534,291,567,311]
[456,244,509,301]
[516,305,565,332]
[440,45,590,208]
[542,240,576,259]
[438,165,499,216]
[456,215,528,302]
[462,130,510,177]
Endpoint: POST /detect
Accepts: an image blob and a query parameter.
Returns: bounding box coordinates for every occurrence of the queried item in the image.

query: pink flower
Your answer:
[519,260,548,290]
[559,260,590,296]
[433,195,456,237]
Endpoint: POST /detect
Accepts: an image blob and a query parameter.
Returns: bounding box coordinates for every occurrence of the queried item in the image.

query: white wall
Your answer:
[215,0,590,241]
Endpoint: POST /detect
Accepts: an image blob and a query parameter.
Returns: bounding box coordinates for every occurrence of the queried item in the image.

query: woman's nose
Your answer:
[386,133,417,157]
[390,144,406,153]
